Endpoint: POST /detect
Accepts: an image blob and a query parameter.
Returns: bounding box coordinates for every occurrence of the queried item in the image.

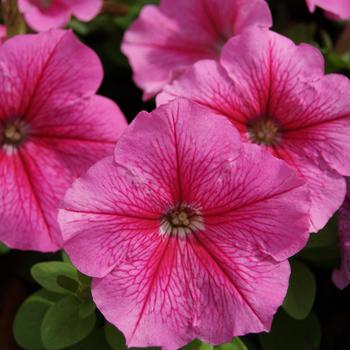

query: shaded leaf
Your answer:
[259,310,321,350]
[13,290,61,350]
[78,300,96,319]
[41,295,96,350]
[31,262,79,294]
[0,241,10,255]
[283,261,316,319]
[216,338,248,350]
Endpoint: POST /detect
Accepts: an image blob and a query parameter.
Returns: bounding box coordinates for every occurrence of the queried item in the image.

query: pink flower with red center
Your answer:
[306,0,350,20]
[0,30,127,252]
[158,28,350,233]
[18,0,102,31]
[121,0,272,100]
[59,99,310,349]
[333,178,350,289]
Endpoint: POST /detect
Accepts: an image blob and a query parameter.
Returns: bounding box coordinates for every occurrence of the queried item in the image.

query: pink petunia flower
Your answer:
[0,30,127,252]
[121,0,272,100]
[18,0,102,32]
[333,178,350,289]
[158,28,350,233]
[59,99,311,349]
[306,0,350,20]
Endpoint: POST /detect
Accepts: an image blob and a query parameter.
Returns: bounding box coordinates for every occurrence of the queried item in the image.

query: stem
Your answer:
[102,1,130,17]
[2,0,27,37]
[335,22,350,55]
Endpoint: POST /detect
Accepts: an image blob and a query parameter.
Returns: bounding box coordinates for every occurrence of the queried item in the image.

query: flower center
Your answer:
[160,204,204,237]
[248,117,281,145]
[1,119,28,148]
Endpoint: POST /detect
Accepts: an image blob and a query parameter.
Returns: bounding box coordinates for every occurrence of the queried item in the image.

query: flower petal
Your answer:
[68,0,102,21]
[92,238,290,350]
[0,30,102,122]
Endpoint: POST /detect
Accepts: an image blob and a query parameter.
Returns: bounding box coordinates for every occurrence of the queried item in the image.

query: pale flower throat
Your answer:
[248,117,281,146]
[160,204,204,238]
[1,119,29,149]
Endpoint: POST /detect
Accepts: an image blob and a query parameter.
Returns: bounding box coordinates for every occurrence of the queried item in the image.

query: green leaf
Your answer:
[56,275,79,293]
[67,19,90,35]
[216,338,248,350]
[259,310,321,350]
[297,217,340,268]
[61,251,72,263]
[41,295,96,350]
[78,300,96,319]
[31,261,79,294]
[104,323,127,350]
[65,329,112,350]
[0,241,10,255]
[199,344,214,350]
[77,271,92,286]
[283,261,316,320]
[285,23,317,44]
[13,290,61,350]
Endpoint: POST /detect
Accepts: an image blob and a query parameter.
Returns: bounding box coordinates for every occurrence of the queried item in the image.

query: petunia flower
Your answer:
[306,0,350,20]
[18,0,102,32]
[333,178,350,289]
[121,0,272,100]
[0,30,127,252]
[158,28,350,233]
[59,99,310,349]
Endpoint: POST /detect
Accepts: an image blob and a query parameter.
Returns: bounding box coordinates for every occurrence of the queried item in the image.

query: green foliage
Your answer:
[41,295,96,349]
[14,256,96,350]
[283,260,316,320]
[285,23,317,45]
[14,290,61,350]
[215,338,248,350]
[297,217,340,267]
[114,0,160,29]
[31,262,80,294]
[0,241,10,255]
[105,323,128,350]
[65,329,112,350]
[259,310,321,350]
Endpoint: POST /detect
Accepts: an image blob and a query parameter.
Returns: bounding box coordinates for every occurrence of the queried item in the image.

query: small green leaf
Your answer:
[105,323,127,350]
[65,329,112,350]
[297,217,340,268]
[216,338,248,350]
[78,271,92,286]
[13,290,61,350]
[0,241,10,255]
[285,23,317,44]
[79,300,96,319]
[283,261,316,320]
[56,275,79,293]
[31,261,79,294]
[259,310,321,350]
[61,251,72,263]
[67,18,90,35]
[41,295,96,350]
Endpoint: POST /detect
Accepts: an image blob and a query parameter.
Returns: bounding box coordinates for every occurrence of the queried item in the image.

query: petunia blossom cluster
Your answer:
[2,0,350,349]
